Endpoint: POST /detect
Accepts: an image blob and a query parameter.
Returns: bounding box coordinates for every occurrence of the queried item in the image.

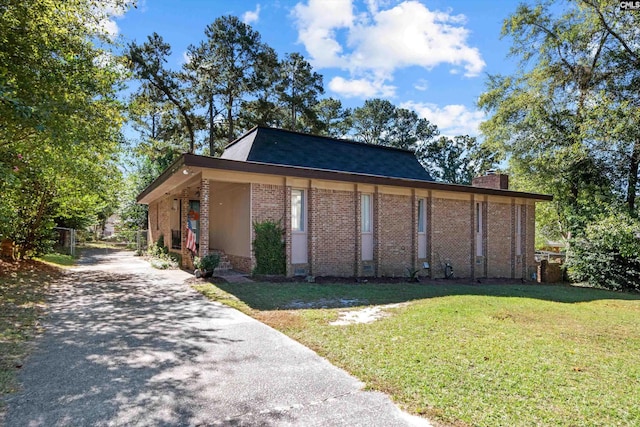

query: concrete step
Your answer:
[209,249,233,272]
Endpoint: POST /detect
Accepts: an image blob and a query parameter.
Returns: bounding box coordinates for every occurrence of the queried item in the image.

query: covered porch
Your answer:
[139,164,252,272]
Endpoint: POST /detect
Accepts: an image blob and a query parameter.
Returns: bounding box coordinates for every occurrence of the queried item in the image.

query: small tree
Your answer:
[566,213,640,291]
[252,220,285,275]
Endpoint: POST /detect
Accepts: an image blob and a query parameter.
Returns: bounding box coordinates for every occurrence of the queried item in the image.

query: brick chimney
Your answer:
[472,170,509,190]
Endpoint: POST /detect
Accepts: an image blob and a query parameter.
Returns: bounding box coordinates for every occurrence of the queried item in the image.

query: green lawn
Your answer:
[193,281,640,426]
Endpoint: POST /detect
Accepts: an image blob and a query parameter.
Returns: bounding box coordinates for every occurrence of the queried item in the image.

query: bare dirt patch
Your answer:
[330,302,411,326]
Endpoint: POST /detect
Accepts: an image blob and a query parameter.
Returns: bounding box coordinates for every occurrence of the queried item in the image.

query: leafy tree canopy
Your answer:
[0,0,129,256]
[478,0,640,241]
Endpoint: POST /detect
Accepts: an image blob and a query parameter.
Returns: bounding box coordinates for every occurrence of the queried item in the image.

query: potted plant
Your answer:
[194,253,220,278]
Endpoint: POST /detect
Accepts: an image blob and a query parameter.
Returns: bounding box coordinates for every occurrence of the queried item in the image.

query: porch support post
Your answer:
[199,179,210,257]
[411,189,418,272]
[285,184,292,277]
[181,188,193,269]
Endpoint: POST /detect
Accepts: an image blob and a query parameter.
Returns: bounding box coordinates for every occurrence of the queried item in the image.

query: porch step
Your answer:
[209,249,232,273]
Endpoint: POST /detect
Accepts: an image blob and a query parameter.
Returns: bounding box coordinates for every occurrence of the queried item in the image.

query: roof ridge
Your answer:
[243,125,418,154]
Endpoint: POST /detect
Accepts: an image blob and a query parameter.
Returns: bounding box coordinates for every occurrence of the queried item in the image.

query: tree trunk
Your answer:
[227,93,234,143]
[208,93,215,155]
[627,139,640,215]
[20,185,51,258]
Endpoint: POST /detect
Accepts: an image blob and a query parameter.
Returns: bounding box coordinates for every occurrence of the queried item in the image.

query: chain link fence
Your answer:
[136,229,148,252]
[53,227,76,256]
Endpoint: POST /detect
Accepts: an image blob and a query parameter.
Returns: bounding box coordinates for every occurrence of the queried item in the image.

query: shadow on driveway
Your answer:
[3,250,430,426]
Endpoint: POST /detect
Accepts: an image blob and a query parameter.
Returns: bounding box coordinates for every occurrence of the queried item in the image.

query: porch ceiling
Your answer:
[137,160,205,204]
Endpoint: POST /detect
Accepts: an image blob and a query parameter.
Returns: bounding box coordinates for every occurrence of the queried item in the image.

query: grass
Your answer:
[0,260,61,408]
[193,280,640,426]
[35,252,76,267]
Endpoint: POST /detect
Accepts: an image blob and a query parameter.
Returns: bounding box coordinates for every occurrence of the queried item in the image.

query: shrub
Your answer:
[566,213,640,291]
[194,253,220,272]
[145,234,179,269]
[253,219,285,275]
[147,235,169,257]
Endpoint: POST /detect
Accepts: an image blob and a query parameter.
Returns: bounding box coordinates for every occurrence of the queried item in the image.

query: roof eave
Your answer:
[136,154,186,203]
[136,153,553,203]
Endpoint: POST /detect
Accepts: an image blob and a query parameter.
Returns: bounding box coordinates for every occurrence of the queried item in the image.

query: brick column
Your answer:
[411,190,418,272]
[199,179,210,257]
[284,185,292,277]
[470,197,476,279]
[181,188,193,269]
[354,186,361,276]
[373,187,380,277]
[510,199,516,279]
[426,193,433,279]
[308,185,315,276]
[482,198,488,278]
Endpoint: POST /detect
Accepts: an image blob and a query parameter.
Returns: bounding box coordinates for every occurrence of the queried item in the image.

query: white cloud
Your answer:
[292,0,485,98]
[402,101,485,137]
[90,0,133,39]
[414,79,429,91]
[292,0,354,68]
[328,76,395,98]
[243,4,261,25]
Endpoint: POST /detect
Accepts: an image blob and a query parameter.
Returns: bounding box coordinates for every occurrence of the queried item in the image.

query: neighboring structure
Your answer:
[137,126,552,279]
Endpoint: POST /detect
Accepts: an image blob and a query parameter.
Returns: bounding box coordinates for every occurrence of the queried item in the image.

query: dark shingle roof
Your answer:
[221,126,434,181]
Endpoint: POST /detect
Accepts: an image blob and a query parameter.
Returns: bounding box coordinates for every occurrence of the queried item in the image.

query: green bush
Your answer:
[147,234,169,257]
[194,253,220,272]
[566,213,640,291]
[145,234,179,269]
[253,219,285,275]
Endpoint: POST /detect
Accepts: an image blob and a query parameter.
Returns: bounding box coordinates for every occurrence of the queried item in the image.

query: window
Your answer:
[361,194,373,261]
[292,189,304,232]
[418,198,426,233]
[418,198,427,259]
[361,194,372,233]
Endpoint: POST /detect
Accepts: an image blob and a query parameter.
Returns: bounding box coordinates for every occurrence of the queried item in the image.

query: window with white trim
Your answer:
[291,189,304,232]
[361,194,372,233]
[361,194,373,261]
[418,198,427,259]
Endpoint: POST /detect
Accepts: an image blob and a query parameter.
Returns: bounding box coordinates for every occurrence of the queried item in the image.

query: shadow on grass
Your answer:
[211,279,640,311]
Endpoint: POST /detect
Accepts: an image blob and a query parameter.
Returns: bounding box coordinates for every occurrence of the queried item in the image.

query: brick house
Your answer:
[137,126,552,279]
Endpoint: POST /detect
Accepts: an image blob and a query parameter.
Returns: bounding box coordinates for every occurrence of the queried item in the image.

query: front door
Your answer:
[188,200,200,250]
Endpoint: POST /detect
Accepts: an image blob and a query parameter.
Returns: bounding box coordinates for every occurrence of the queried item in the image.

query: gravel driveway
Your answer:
[2,249,431,426]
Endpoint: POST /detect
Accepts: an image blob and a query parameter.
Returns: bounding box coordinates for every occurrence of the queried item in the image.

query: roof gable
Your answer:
[221,126,434,181]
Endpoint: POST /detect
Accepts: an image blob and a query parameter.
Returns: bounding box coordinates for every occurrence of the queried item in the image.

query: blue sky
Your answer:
[109,0,524,138]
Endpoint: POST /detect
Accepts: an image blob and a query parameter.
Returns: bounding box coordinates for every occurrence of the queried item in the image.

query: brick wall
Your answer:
[431,197,472,278]
[252,183,286,224]
[148,201,158,244]
[487,201,512,278]
[251,183,287,272]
[310,188,356,276]
[199,179,210,257]
[240,181,538,279]
[148,198,172,250]
[226,254,252,274]
[525,203,536,280]
[377,193,413,276]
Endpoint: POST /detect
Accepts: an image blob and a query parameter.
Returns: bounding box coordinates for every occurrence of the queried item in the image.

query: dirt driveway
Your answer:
[2,249,430,426]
